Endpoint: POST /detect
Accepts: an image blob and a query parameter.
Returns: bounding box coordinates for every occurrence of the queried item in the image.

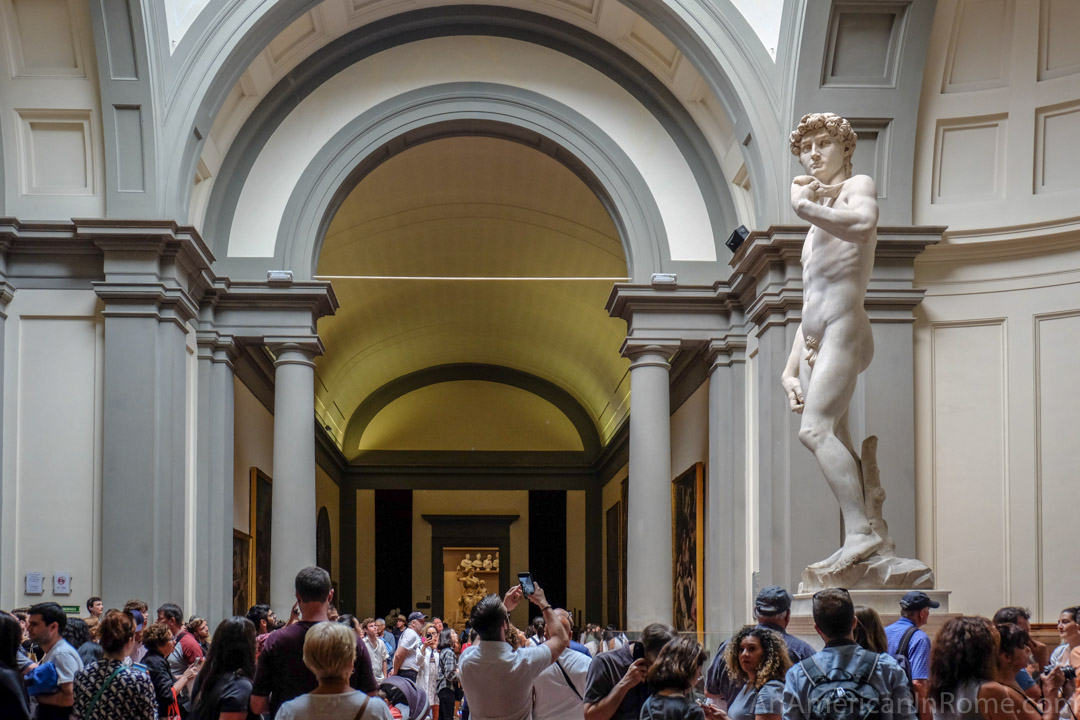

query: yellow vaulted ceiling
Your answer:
[314,136,631,456]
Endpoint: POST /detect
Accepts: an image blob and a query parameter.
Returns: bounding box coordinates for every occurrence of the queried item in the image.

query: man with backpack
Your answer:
[782,588,913,720]
[884,592,936,720]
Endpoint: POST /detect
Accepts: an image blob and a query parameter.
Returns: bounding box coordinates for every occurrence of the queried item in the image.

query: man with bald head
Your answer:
[533,608,592,720]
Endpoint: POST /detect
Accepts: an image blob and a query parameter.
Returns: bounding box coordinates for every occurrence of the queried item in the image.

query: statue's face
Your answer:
[798,129,846,182]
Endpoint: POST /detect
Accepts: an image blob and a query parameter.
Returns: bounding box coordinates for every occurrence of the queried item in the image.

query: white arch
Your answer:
[227,35,716,262]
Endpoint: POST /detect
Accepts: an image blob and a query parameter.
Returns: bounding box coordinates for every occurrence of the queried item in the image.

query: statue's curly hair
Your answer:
[724,625,792,689]
[789,112,857,176]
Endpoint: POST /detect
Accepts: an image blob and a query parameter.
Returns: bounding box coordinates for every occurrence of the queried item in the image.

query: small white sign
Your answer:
[25,572,44,595]
[53,573,72,595]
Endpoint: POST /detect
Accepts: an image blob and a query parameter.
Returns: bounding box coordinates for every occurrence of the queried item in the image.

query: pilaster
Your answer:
[195,308,238,624]
[90,222,212,611]
[704,334,748,636]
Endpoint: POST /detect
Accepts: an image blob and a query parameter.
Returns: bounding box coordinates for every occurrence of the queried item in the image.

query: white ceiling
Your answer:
[314,136,631,454]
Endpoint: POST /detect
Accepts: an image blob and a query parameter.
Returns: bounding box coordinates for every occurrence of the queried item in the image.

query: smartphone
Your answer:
[518,571,535,596]
[631,642,645,661]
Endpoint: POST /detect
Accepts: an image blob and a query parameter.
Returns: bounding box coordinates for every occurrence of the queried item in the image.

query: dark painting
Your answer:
[671,463,704,638]
[316,506,332,573]
[606,502,621,627]
[251,468,273,605]
[232,531,251,616]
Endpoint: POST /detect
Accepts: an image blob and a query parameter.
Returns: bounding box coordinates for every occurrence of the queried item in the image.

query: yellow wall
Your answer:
[356,489,376,617]
[566,491,586,623]
[360,381,584,451]
[315,466,341,587]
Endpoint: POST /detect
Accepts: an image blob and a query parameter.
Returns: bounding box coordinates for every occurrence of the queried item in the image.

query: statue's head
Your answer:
[789,113,857,178]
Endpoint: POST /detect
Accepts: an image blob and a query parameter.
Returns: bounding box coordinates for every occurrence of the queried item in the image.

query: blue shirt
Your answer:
[783,642,915,720]
[885,617,931,681]
[382,633,396,656]
[569,640,592,658]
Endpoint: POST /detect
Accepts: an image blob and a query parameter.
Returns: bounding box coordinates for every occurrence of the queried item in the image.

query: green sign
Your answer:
[61,606,80,614]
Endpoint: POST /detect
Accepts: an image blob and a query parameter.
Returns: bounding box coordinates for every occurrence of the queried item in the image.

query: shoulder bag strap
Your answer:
[801,656,828,687]
[353,693,372,720]
[555,660,583,701]
[851,649,880,684]
[897,626,918,658]
[85,666,126,720]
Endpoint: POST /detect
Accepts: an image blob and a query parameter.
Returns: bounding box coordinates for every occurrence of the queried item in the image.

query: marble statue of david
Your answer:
[781,113,882,573]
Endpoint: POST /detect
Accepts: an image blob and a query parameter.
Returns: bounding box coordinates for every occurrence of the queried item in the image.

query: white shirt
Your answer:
[276,690,396,720]
[398,628,422,673]
[532,647,591,720]
[365,635,390,682]
[460,640,554,720]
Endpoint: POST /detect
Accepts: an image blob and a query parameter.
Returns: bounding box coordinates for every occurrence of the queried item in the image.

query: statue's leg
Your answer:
[798,327,882,569]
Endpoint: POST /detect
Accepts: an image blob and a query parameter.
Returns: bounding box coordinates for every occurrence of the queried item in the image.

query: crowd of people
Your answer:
[2,571,1079,720]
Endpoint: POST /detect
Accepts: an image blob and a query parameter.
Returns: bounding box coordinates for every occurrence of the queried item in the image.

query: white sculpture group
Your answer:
[784,113,933,592]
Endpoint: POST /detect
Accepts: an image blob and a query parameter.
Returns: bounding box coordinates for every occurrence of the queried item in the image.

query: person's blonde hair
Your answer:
[303,621,356,680]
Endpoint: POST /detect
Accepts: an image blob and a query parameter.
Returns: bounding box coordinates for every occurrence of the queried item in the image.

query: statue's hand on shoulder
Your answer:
[791,175,818,213]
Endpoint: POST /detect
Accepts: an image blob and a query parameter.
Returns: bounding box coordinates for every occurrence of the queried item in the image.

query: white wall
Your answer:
[914,238,1080,621]
[0,0,104,218]
[233,378,274,532]
[1,290,103,610]
[671,384,709,479]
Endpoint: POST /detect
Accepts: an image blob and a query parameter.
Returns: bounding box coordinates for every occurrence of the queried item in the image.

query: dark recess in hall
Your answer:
[375,489,413,614]
[528,490,567,610]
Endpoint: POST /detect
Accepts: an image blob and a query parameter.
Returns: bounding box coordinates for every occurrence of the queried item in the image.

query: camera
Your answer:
[1044,664,1077,682]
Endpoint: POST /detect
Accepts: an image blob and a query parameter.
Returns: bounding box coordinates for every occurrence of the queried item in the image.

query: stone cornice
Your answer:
[729,225,944,330]
[217,281,339,320]
[605,283,737,321]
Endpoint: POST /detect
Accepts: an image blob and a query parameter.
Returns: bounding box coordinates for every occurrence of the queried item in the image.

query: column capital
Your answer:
[707,334,748,371]
[621,339,679,368]
[92,281,200,328]
[195,331,239,367]
[267,338,323,367]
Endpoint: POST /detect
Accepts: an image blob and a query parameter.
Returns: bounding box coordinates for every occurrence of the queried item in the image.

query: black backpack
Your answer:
[801,649,882,720]
[892,626,918,693]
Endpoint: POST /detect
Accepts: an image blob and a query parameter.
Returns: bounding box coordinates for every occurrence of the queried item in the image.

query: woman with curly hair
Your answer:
[724,626,791,720]
[993,622,1065,720]
[929,616,1068,720]
[641,636,718,720]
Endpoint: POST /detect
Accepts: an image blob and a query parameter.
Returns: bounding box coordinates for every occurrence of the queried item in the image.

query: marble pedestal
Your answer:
[786,589,955,649]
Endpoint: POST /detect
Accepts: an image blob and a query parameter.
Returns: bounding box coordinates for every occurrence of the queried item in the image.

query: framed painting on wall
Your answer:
[250,467,273,605]
[671,462,704,640]
[605,502,621,627]
[232,530,252,616]
[619,476,628,629]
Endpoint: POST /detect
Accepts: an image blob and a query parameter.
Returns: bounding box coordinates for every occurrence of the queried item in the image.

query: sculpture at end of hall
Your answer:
[483,554,493,571]
[784,112,934,593]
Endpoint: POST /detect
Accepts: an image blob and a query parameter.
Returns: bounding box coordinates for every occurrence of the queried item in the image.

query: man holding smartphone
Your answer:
[459,574,569,720]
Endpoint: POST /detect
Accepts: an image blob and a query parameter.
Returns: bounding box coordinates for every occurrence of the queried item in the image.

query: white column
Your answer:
[625,342,677,630]
[270,342,319,616]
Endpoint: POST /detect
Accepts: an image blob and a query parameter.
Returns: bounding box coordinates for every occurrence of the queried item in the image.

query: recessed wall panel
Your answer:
[1039,0,1080,80]
[943,0,1013,92]
[1035,101,1080,194]
[1036,312,1080,620]
[113,106,145,192]
[17,110,93,195]
[932,116,1006,203]
[850,119,891,198]
[15,317,100,607]
[822,4,907,88]
[931,322,1007,617]
[8,0,81,75]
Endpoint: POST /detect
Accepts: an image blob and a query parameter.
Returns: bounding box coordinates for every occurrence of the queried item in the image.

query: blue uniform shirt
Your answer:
[885,617,931,681]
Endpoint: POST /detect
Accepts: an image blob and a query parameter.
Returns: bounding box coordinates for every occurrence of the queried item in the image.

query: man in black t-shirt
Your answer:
[250,567,377,719]
[583,623,676,720]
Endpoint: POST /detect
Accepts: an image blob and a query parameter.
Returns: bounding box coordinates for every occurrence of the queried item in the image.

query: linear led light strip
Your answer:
[314,275,631,281]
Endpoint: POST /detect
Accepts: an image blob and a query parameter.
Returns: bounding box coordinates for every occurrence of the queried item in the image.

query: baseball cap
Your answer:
[127,609,146,632]
[407,611,427,624]
[755,586,793,615]
[899,591,940,611]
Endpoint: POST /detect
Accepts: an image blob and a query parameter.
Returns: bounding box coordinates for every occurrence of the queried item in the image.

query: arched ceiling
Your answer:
[314,135,631,453]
